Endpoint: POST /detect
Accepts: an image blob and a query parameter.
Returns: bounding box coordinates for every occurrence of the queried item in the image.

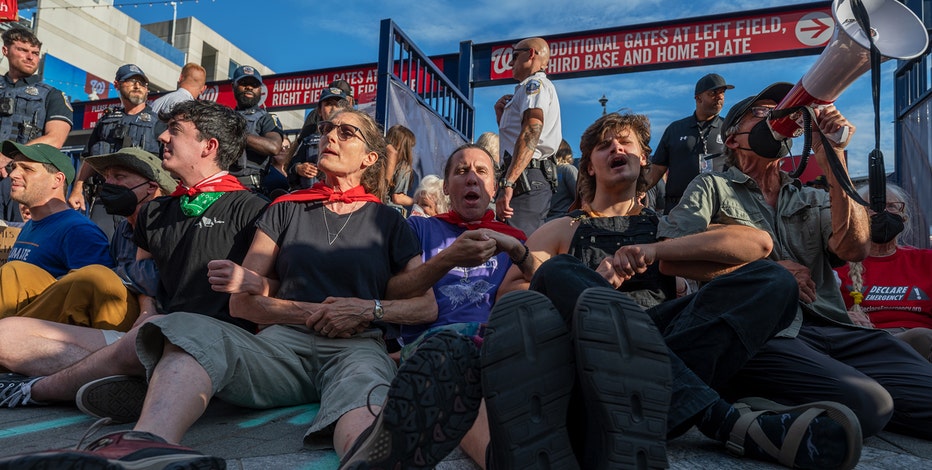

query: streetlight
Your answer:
[598,94,608,115]
[169,1,177,47]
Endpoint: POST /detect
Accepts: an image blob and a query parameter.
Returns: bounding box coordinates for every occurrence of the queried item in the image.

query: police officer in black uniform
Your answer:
[228,65,283,195]
[0,27,74,223]
[68,64,166,237]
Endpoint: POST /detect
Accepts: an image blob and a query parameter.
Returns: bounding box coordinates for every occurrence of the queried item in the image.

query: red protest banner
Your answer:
[0,0,17,22]
[489,4,833,80]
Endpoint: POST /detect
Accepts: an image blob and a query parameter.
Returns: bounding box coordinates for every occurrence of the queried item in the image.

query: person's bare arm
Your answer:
[244,131,283,158]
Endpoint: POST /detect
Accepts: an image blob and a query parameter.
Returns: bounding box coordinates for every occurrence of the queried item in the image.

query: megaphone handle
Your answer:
[826,125,850,145]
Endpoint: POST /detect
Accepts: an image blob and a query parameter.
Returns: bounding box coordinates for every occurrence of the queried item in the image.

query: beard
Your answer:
[234,89,262,109]
[122,90,147,107]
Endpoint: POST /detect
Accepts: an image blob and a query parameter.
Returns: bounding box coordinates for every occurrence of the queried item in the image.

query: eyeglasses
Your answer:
[885,201,906,213]
[748,106,773,119]
[123,78,148,87]
[511,47,532,56]
[318,121,369,146]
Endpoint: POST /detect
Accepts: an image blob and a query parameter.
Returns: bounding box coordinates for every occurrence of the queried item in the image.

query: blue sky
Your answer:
[111,0,917,178]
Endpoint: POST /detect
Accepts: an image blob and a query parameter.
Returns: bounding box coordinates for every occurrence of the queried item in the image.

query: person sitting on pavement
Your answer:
[488,111,862,469]
[0,146,174,335]
[0,109,469,470]
[0,101,268,430]
[341,144,527,468]
[662,83,932,441]
[835,183,932,362]
[0,141,113,319]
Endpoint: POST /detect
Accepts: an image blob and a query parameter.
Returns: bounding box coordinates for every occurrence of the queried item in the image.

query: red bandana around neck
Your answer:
[271,182,382,206]
[435,209,527,241]
[170,173,249,198]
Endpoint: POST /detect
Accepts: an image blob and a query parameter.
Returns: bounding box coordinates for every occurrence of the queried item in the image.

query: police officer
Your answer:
[68,64,165,236]
[228,65,283,194]
[0,27,74,223]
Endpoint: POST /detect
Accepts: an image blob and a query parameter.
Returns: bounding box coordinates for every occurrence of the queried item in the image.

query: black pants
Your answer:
[530,255,798,435]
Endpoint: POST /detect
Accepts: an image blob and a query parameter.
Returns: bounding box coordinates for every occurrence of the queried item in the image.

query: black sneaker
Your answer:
[573,287,672,469]
[0,430,225,469]
[76,375,148,423]
[339,330,483,470]
[0,373,45,408]
[481,290,579,470]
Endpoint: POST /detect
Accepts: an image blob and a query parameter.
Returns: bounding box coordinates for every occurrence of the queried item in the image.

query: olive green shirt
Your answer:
[657,166,854,338]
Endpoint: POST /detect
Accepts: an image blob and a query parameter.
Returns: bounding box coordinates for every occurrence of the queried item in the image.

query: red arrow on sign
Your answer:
[800,17,831,39]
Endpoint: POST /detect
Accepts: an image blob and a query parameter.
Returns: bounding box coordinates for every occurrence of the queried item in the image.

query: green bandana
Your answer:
[179,192,224,217]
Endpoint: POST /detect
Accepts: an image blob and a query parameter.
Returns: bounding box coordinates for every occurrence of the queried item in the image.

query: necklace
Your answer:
[322,202,358,246]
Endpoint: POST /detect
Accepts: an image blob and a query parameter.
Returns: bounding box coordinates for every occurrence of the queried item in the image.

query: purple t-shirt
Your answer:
[401,216,513,344]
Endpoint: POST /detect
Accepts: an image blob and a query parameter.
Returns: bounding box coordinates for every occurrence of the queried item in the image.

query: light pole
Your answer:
[169,1,178,47]
[599,94,608,115]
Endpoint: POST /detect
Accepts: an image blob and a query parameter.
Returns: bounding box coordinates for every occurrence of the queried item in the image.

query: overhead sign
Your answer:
[480,2,832,84]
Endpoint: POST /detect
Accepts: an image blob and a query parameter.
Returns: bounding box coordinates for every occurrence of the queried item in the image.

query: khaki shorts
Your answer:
[136,312,396,445]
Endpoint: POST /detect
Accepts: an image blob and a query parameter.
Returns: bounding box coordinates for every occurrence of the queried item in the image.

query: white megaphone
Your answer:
[753,0,928,157]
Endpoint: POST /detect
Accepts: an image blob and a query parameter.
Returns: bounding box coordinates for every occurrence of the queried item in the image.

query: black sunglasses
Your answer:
[318,121,369,146]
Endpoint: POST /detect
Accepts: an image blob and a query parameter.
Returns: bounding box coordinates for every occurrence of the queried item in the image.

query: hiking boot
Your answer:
[77,375,148,423]
[481,290,579,470]
[0,373,45,408]
[0,430,225,469]
[339,330,483,470]
[573,287,671,469]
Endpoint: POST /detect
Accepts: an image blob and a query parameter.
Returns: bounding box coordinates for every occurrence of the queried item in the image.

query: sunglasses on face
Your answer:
[748,106,774,119]
[123,78,148,87]
[318,121,369,146]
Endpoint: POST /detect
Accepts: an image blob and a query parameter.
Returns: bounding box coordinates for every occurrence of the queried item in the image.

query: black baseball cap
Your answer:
[695,73,734,95]
[721,82,794,135]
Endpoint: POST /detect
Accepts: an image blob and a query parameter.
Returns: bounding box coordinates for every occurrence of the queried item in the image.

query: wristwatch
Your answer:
[498,178,515,190]
[372,299,384,320]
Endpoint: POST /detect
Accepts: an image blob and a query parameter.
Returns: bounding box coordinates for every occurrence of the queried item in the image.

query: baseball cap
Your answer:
[695,73,734,95]
[84,147,178,194]
[2,141,75,185]
[232,65,262,85]
[318,86,348,105]
[329,79,353,97]
[721,82,794,136]
[115,64,148,83]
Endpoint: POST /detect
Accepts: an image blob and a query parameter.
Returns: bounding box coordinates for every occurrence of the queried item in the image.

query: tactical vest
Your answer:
[0,78,52,144]
[566,209,676,308]
[231,107,269,176]
[85,106,160,156]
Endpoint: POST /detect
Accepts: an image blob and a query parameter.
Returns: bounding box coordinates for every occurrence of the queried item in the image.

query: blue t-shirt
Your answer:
[8,209,113,278]
[401,216,513,344]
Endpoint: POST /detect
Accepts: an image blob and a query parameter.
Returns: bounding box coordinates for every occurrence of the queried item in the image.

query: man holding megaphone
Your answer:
[659,83,932,441]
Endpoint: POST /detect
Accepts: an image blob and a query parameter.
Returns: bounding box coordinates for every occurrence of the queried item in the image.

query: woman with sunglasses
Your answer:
[836,183,932,362]
[196,109,478,465]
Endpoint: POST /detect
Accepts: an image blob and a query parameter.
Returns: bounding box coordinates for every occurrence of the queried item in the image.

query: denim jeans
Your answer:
[530,255,798,436]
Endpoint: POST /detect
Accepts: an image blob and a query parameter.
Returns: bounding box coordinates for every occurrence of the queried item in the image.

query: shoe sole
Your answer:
[0,451,226,470]
[341,330,482,470]
[736,397,863,470]
[573,288,671,470]
[481,290,579,470]
[76,375,147,424]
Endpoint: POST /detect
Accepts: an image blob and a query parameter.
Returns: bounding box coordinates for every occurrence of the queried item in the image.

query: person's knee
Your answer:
[895,328,932,362]
[838,378,894,437]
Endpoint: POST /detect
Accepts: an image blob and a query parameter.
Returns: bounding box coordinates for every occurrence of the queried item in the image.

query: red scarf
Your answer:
[271,182,382,205]
[435,209,527,241]
[170,173,249,197]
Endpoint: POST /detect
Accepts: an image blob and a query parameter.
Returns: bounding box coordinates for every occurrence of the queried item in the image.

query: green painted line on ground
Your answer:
[0,415,93,439]
[237,404,318,428]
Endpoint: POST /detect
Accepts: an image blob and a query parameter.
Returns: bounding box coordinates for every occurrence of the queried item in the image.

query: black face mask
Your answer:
[98,181,148,217]
[870,211,905,244]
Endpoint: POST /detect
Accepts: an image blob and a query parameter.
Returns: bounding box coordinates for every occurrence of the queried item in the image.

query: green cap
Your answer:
[2,140,75,185]
[84,147,178,194]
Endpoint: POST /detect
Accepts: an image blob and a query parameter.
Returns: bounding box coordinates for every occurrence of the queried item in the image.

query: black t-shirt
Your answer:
[134,190,268,330]
[650,113,726,199]
[257,201,420,303]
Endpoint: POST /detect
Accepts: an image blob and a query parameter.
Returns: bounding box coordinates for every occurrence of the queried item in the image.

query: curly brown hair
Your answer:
[572,112,652,210]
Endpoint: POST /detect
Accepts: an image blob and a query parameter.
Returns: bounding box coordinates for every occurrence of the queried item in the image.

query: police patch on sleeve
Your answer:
[62,91,73,112]
[524,79,541,96]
